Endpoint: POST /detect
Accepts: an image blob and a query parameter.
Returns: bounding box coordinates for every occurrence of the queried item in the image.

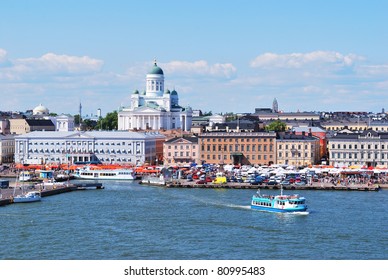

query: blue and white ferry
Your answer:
[251,188,307,213]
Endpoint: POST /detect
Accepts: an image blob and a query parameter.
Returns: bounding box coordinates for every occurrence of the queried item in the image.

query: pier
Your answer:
[0,182,103,207]
[163,180,382,191]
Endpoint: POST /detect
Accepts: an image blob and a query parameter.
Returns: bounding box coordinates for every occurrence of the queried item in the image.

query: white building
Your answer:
[118,60,192,131]
[31,104,75,131]
[52,115,75,132]
[14,131,166,165]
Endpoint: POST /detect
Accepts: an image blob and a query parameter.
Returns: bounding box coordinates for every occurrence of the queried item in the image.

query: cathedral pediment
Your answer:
[134,107,162,113]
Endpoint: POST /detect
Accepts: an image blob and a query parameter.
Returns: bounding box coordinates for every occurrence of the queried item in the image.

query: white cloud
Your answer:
[161,60,237,79]
[250,51,364,69]
[15,53,104,75]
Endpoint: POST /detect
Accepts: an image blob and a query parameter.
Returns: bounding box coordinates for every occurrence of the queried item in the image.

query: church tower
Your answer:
[272,98,278,113]
[146,59,164,97]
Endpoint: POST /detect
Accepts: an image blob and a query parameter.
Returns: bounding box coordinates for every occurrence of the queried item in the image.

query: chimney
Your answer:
[308,128,312,136]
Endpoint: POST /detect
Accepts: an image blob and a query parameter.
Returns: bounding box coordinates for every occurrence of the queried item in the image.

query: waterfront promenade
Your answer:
[146,179,383,191]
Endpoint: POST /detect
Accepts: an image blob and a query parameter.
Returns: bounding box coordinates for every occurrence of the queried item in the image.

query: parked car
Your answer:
[295,180,307,186]
[196,180,207,184]
[267,179,277,185]
[280,180,291,186]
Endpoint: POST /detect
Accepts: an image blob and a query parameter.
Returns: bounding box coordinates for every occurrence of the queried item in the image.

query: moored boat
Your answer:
[251,188,307,213]
[74,166,136,180]
[13,191,41,203]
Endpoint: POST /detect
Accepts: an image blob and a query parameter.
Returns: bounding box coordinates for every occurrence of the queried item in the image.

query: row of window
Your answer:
[331,152,387,159]
[25,148,141,155]
[278,152,313,158]
[202,138,273,143]
[27,141,138,146]
[201,154,273,160]
[202,144,273,152]
[331,143,387,150]
[167,152,196,157]
[167,145,197,150]
[278,144,311,150]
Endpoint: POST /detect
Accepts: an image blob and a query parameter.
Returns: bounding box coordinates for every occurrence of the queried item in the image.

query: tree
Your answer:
[74,114,81,125]
[97,111,118,130]
[265,120,286,132]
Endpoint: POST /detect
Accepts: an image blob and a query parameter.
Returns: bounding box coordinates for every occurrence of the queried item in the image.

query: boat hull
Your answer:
[250,204,307,213]
[13,192,41,203]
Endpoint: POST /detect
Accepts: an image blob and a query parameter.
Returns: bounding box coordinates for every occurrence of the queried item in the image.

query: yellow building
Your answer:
[276,133,320,167]
[198,132,276,166]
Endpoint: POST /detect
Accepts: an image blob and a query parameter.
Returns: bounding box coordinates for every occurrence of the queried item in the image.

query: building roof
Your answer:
[164,136,198,144]
[277,133,318,141]
[14,130,166,140]
[148,61,164,75]
[26,119,54,126]
[292,126,326,133]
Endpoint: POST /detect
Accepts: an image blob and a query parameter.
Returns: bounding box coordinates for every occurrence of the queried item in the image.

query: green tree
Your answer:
[74,114,81,125]
[202,111,213,116]
[97,111,118,130]
[265,120,286,132]
[83,119,97,130]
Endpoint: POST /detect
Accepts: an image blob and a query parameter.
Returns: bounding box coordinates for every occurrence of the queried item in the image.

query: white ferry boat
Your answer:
[251,188,308,213]
[74,167,136,180]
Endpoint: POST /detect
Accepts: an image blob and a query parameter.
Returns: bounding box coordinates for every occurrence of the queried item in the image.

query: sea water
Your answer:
[0,180,386,260]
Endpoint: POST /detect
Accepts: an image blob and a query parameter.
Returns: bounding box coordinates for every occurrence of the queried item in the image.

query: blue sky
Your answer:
[1,0,388,116]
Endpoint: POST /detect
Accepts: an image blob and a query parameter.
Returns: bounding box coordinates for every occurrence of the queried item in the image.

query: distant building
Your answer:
[14,131,165,165]
[9,118,55,135]
[163,137,199,165]
[253,111,320,121]
[292,126,328,161]
[118,60,192,131]
[53,115,75,132]
[0,134,15,163]
[328,129,388,168]
[0,118,10,134]
[272,98,279,113]
[198,132,276,166]
[276,132,320,167]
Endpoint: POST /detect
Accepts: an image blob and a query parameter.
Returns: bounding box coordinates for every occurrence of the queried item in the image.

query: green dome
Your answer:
[148,61,164,75]
[171,89,178,95]
[133,90,139,94]
[164,89,170,94]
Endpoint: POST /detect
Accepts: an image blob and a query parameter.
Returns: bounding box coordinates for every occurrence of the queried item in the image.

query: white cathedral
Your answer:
[118,60,192,131]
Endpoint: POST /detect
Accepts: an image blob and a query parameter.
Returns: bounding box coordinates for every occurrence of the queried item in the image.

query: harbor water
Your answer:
[0,180,387,260]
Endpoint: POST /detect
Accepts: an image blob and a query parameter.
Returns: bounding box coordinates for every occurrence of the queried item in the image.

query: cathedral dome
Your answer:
[133,90,139,94]
[33,104,49,115]
[170,89,178,96]
[148,61,164,75]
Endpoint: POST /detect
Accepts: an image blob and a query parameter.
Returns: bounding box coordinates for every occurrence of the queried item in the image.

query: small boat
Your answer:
[251,188,307,213]
[19,171,33,182]
[141,174,167,186]
[13,191,41,203]
[74,166,136,180]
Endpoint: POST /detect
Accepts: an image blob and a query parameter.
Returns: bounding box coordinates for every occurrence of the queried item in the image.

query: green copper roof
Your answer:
[148,61,164,75]
[171,89,178,95]
[133,90,139,94]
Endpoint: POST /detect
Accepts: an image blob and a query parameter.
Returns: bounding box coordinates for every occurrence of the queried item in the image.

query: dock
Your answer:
[164,181,382,191]
[0,182,103,207]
